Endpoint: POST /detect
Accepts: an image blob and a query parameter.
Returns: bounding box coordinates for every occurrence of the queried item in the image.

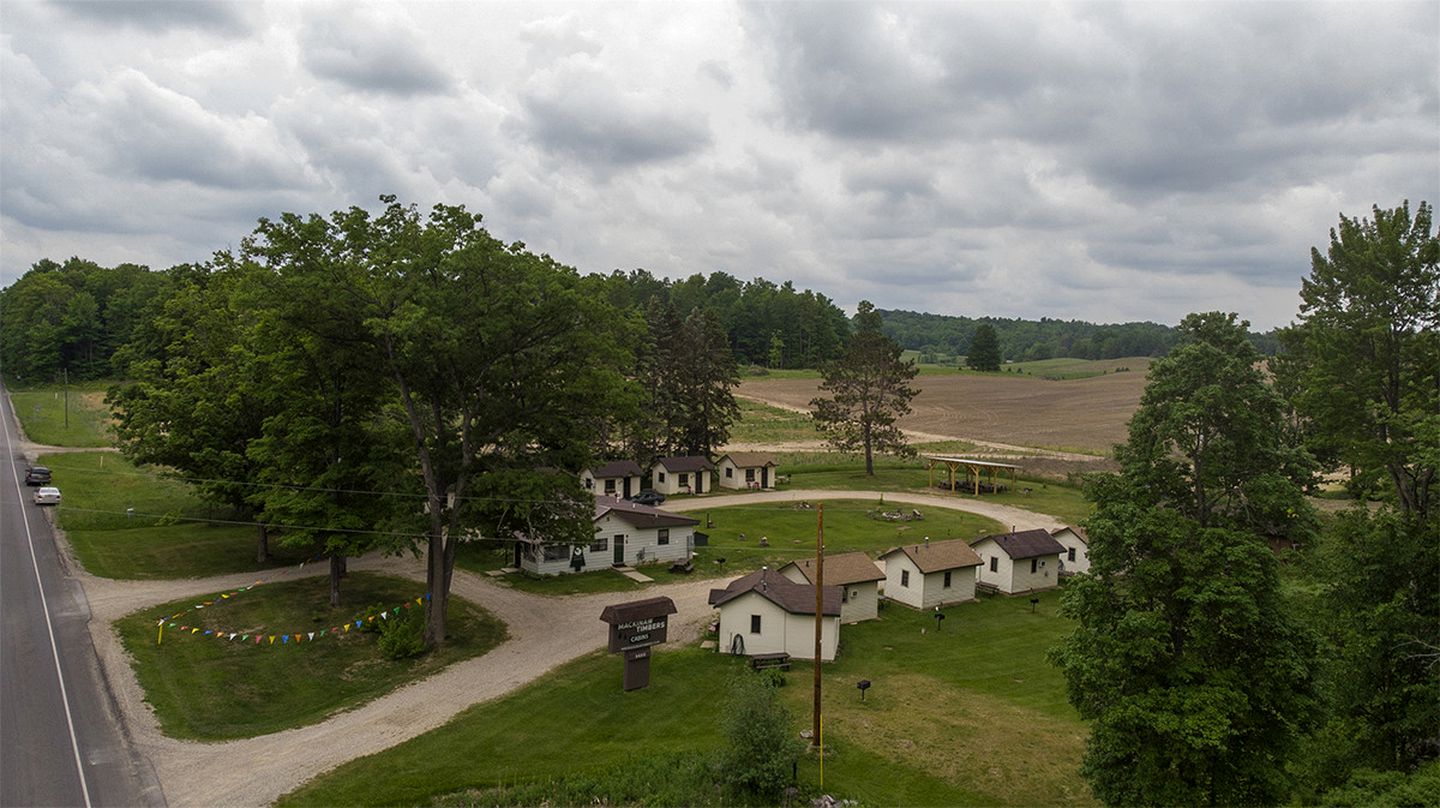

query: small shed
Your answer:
[779,552,885,623]
[971,529,1065,594]
[715,452,779,490]
[708,568,841,660]
[651,456,714,496]
[1050,526,1090,574]
[581,460,644,499]
[878,539,982,609]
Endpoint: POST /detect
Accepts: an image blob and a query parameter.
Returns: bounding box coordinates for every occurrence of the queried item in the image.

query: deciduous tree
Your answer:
[810,301,918,475]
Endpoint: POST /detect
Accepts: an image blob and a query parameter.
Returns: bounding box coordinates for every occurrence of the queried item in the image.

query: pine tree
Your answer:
[810,301,919,475]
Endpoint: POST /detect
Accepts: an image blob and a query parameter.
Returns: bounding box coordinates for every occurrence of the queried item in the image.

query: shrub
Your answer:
[721,673,803,800]
[351,603,389,634]
[376,607,425,660]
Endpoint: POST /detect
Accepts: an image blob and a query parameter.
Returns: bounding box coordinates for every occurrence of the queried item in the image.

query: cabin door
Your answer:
[761,467,769,488]
[613,535,625,565]
[623,478,633,498]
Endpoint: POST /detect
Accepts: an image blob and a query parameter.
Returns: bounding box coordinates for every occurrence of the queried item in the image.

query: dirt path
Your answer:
[733,392,1105,462]
[77,492,1066,806]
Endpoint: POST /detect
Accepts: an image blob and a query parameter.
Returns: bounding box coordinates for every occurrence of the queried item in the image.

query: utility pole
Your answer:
[63,366,69,430]
[813,503,825,785]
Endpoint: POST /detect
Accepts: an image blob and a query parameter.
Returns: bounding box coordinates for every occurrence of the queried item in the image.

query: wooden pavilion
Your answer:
[923,454,1021,495]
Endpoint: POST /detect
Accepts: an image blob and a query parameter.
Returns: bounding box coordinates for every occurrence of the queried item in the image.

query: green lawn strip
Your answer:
[279,647,738,807]
[282,593,1089,807]
[729,398,823,444]
[9,381,115,447]
[115,572,505,740]
[41,451,311,578]
[691,499,1005,573]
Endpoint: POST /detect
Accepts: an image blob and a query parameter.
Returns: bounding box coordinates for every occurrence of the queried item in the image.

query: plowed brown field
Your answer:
[738,365,1149,457]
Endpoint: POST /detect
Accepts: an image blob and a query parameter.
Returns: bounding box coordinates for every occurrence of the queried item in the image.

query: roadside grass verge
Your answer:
[41,451,311,578]
[115,572,505,740]
[280,591,1090,807]
[8,381,114,447]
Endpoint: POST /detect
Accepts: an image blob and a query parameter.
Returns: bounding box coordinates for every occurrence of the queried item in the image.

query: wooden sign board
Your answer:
[600,596,677,691]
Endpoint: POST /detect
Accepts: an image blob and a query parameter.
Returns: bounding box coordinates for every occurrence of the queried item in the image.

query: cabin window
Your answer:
[657,471,666,483]
[589,537,608,552]
[943,571,952,588]
[989,557,998,573]
[658,528,670,545]
[901,570,910,588]
[745,468,755,482]
[584,477,594,489]
[603,478,616,494]
[542,544,569,561]
[1067,548,1076,562]
[679,473,689,487]
[1030,558,1038,574]
[725,467,733,478]
[750,615,762,634]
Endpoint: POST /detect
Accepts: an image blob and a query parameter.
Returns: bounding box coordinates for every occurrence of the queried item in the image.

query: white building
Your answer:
[878,539,982,610]
[650,456,715,496]
[580,460,644,500]
[1050,526,1090,575]
[514,497,698,575]
[709,568,841,660]
[715,452,779,490]
[971,529,1065,594]
[779,552,885,623]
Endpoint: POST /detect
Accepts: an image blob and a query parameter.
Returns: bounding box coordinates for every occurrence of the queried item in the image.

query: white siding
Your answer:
[973,538,1059,593]
[716,592,838,660]
[882,552,976,609]
[717,459,778,490]
[840,581,880,622]
[1052,528,1090,574]
[651,464,711,496]
[882,553,925,609]
[519,512,692,576]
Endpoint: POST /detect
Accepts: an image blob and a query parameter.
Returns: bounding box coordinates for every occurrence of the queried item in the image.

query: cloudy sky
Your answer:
[1,1,1435,329]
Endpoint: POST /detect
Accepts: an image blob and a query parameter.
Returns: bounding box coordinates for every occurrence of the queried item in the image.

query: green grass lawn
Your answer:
[280,589,1092,807]
[8,381,115,447]
[40,451,312,578]
[691,499,1005,573]
[115,572,506,740]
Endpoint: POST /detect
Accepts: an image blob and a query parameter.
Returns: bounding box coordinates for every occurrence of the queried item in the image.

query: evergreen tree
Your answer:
[966,323,1002,371]
[1051,311,1317,805]
[810,301,919,475]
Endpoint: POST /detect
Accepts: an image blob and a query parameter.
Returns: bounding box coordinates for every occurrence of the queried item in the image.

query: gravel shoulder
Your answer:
[73,491,1065,806]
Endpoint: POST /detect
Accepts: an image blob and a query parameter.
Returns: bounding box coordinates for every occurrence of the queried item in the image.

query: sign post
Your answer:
[599,596,678,691]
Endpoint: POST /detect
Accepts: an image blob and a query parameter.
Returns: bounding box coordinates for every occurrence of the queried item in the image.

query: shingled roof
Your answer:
[781,552,885,586]
[973,528,1065,560]
[655,455,715,473]
[878,538,982,573]
[716,452,778,468]
[594,496,699,529]
[590,459,643,478]
[708,568,842,616]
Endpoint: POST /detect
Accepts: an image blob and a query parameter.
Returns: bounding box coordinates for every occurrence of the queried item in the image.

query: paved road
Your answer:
[0,384,162,808]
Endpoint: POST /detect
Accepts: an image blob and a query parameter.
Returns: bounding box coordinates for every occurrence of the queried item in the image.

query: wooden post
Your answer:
[813,504,824,764]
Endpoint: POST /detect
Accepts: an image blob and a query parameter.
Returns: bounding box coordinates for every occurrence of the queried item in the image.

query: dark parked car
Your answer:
[24,466,51,486]
[629,489,666,506]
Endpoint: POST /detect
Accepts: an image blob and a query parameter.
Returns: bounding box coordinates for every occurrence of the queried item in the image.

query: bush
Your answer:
[721,673,803,800]
[351,603,390,634]
[376,607,426,660]
[759,668,787,688]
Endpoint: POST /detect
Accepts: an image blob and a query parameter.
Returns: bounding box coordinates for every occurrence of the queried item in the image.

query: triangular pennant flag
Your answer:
[307,632,315,641]
[168,622,176,628]
[425,592,431,600]
[242,635,250,642]
[191,628,200,634]
[269,636,276,644]
[415,597,423,606]
[379,612,388,620]
[344,624,351,633]
[354,620,362,628]
[368,616,376,623]
[203,630,213,636]
[282,635,290,644]
[403,602,412,609]
[228,633,237,640]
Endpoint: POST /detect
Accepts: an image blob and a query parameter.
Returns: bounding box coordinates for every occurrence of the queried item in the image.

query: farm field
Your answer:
[739,359,1151,456]
[279,589,1090,807]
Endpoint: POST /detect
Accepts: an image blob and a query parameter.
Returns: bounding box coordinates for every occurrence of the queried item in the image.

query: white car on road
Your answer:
[32,486,61,505]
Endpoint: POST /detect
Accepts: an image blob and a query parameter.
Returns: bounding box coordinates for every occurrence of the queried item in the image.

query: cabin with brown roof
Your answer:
[878,538,982,609]
[514,496,698,575]
[779,552,886,623]
[970,529,1065,593]
[708,567,841,660]
[580,460,644,499]
[651,456,714,496]
[1050,526,1090,574]
[715,452,779,490]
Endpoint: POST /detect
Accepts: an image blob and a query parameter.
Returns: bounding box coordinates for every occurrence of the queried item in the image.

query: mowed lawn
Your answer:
[281,589,1091,807]
[115,572,506,740]
[9,381,115,447]
[39,451,312,578]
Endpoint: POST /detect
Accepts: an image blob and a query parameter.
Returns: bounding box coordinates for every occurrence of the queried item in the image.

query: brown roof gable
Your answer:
[1051,526,1088,545]
[781,552,884,586]
[655,455,715,473]
[594,497,699,529]
[590,460,643,478]
[973,528,1065,560]
[879,538,982,573]
[708,569,842,616]
[717,452,778,468]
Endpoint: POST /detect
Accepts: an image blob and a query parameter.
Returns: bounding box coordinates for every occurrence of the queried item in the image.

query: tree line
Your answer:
[880,307,1282,363]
